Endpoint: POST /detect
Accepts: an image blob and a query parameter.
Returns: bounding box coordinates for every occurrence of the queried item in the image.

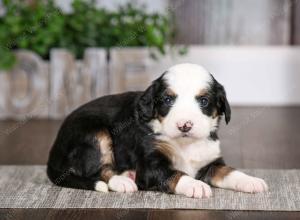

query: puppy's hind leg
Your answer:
[96,130,138,193]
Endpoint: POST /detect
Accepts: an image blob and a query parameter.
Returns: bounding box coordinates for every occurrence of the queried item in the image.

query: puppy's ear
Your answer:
[214,79,231,124]
[137,76,164,122]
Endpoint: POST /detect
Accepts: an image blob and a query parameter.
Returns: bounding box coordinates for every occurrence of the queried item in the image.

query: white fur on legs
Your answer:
[108,175,138,192]
[95,181,109,192]
[215,171,268,193]
[175,175,212,198]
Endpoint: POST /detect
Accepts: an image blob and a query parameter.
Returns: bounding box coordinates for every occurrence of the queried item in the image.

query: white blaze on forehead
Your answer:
[165,63,212,94]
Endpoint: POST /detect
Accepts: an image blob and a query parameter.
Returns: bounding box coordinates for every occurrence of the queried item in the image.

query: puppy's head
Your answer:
[137,63,231,140]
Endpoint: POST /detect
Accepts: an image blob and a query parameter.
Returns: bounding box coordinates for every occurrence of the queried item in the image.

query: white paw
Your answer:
[221,171,268,193]
[175,176,212,198]
[108,175,138,192]
[95,181,108,192]
[234,175,268,193]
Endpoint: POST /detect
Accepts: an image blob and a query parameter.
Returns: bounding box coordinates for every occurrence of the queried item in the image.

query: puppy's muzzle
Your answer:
[177,120,193,133]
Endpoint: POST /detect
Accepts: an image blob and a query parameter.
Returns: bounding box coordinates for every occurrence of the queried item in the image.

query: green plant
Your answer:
[58,0,111,58]
[0,0,65,69]
[0,0,180,70]
[109,4,170,54]
[58,1,174,59]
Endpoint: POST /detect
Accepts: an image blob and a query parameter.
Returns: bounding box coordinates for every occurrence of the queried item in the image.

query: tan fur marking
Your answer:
[167,171,186,193]
[211,166,234,185]
[212,109,218,118]
[155,140,186,193]
[155,140,176,161]
[158,115,164,122]
[100,164,115,182]
[165,88,176,97]
[198,89,208,97]
[96,130,116,182]
[96,130,114,165]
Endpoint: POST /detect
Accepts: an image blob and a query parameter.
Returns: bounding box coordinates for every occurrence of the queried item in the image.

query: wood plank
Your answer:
[109,48,164,94]
[0,108,300,218]
[291,0,300,44]
[83,48,108,98]
[0,71,9,119]
[171,0,291,45]
[49,49,77,118]
[0,51,49,119]
[1,107,300,167]
[2,46,300,120]
[0,207,299,220]
[0,119,61,164]
[49,49,107,119]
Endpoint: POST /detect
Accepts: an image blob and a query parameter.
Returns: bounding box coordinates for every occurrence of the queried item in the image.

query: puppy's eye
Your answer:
[164,96,174,106]
[198,96,209,107]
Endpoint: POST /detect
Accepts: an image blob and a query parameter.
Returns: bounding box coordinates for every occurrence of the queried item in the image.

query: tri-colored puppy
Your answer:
[47,63,268,198]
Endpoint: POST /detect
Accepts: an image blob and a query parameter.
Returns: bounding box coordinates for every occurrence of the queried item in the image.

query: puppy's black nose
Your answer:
[177,121,193,133]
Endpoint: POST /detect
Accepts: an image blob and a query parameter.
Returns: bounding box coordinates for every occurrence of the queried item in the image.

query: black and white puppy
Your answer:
[47,63,268,198]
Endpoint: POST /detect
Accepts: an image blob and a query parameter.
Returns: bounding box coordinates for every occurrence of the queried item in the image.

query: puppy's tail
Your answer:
[47,166,108,192]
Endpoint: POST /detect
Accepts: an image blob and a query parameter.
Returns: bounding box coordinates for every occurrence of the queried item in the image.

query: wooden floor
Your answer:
[0,106,300,219]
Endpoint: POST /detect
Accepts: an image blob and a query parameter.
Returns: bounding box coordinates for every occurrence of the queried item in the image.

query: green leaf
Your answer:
[0,0,182,69]
[0,49,16,70]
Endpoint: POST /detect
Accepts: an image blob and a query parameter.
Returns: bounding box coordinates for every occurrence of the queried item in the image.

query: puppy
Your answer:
[47,63,268,198]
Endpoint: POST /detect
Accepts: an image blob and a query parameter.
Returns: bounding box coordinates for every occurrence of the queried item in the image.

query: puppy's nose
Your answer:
[177,120,193,133]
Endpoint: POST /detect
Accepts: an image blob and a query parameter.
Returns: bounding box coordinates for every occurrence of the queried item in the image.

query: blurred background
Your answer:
[0,0,299,169]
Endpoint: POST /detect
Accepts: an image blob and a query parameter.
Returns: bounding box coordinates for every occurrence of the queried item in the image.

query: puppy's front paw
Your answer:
[235,175,268,193]
[222,171,268,193]
[108,175,138,192]
[175,176,212,198]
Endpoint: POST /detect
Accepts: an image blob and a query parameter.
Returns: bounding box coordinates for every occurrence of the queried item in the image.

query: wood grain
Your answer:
[0,107,299,168]
[0,119,61,165]
[0,209,299,220]
[0,107,299,219]
[171,0,292,45]
[49,49,107,118]
[291,0,300,44]
[109,48,165,94]
[0,49,107,120]
[2,47,300,120]
[49,49,79,118]
[0,71,9,119]
[83,48,108,98]
[0,51,49,119]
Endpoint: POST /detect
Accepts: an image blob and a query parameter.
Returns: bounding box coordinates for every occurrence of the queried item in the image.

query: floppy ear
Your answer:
[215,80,231,124]
[137,76,163,122]
[137,84,156,122]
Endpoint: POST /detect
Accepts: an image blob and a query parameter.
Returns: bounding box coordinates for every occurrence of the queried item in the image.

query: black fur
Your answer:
[47,73,231,193]
[195,157,226,183]
[200,75,231,124]
[47,92,143,189]
[209,131,219,141]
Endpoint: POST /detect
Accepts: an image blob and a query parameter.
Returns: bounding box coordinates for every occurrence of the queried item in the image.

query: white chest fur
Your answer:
[167,138,221,178]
